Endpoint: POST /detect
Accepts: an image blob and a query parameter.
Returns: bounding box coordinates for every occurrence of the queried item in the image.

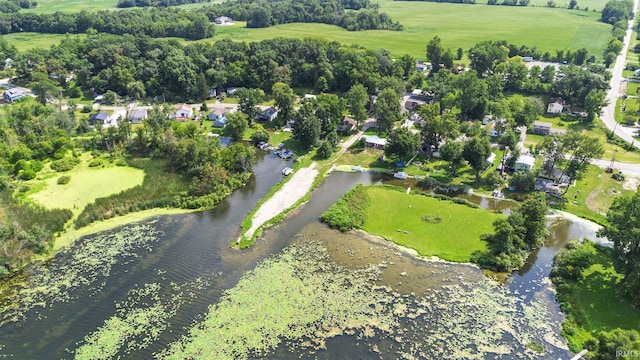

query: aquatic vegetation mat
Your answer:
[159,240,568,359]
[73,279,208,359]
[0,221,162,326]
[159,241,398,359]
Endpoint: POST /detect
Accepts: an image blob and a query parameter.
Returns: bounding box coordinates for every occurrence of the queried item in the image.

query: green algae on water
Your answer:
[159,241,399,359]
[0,221,162,327]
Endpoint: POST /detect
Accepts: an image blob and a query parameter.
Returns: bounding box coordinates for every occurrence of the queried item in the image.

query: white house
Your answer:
[416,60,432,72]
[128,108,148,124]
[547,98,566,114]
[361,135,387,149]
[214,16,233,25]
[514,153,536,172]
[174,104,193,121]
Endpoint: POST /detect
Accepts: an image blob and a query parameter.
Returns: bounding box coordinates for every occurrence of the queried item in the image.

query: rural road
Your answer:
[600,0,640,148]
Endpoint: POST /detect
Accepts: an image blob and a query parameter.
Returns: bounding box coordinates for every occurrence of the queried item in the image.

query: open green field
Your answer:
[28,158,145,216]
[362,186,502,262]
[526,0,610,10]
[22,0,118,13]
[2,32,80,52]
[203,2,611,59]
[561,243,640,348]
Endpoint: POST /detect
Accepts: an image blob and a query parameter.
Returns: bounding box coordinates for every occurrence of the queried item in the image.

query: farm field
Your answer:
[206,2,611,59]
[362,186,502,262]
[5,0,612,59]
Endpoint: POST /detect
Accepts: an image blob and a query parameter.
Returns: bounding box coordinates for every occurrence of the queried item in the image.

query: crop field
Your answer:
[207,2,611,59]
[362,186,502,262]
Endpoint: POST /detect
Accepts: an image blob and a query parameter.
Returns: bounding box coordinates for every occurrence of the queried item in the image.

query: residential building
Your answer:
[257,107,278,122]
[89,111,110,126]
[128,109,148,124]
[361,135,387,149]
[514,153,536,172]
[214,16,233,25]
[3,89,23,103]
[531,121,552,135]
[547,98,565,114]
[174,104,192,121]
[337,116,357,133]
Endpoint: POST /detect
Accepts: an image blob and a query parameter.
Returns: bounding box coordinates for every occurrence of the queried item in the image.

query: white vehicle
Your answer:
[282,167,293,176]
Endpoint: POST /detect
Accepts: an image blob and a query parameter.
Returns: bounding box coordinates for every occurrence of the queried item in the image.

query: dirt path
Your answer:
[243,162,319,240]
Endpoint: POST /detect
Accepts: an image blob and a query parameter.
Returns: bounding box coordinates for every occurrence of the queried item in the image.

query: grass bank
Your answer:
[361,186,502,262]
[552,241,640,353]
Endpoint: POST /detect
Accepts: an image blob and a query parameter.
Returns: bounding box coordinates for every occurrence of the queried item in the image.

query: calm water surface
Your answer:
[0,160,601,359]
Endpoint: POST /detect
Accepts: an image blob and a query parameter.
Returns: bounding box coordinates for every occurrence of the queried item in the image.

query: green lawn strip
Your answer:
[362,186,502,262]
[557,243,640,351]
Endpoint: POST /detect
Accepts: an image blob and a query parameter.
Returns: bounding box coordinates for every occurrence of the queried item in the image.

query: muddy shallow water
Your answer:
[0,164,601,359]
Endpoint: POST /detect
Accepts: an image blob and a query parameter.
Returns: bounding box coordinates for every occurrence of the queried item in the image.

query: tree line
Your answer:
[117,0,210,8]
[199,0,402,31]
[0,7,215,39]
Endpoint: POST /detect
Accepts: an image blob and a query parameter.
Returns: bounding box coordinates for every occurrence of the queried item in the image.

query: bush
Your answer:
[251,129,270,145]
[50,157,80,172]
[81,104,92,113]
[114,158,128,167]
[88,158,104,167]
[316,141,334,159]
[18,169,36,180]
[57,175,71,184]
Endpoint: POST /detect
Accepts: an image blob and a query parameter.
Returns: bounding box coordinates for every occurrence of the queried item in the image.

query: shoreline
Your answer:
[36,207,198,261]
[242,162,319,242]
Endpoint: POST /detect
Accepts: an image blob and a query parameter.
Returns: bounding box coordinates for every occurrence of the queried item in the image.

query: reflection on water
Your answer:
[0,166,602,359]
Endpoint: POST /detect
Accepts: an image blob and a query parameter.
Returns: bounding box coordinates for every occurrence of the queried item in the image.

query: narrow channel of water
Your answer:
[0,162,601,359]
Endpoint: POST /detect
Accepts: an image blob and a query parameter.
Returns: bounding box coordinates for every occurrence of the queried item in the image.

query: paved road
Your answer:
[592,158,640,177]
[601,0,640,148]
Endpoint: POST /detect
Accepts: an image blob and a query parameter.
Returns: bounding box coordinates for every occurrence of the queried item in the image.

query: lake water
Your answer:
[0,157,601,359]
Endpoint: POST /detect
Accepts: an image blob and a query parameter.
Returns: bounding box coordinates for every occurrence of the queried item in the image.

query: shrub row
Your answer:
[320,184,370,232]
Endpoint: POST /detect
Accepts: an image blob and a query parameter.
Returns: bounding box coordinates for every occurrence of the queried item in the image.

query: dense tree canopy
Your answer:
[597,191,640,305]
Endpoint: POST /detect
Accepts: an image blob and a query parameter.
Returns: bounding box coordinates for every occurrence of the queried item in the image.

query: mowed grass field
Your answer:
[362,186,502,262]
[205,2,611,59]
[29,159,145,217]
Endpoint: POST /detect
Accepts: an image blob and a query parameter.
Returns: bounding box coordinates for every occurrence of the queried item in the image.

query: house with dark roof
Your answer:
[337,116,357,133]
[89,111,110,126]
[257,107,278,122]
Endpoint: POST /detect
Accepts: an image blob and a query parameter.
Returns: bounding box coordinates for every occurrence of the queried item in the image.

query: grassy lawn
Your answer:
[27,155,145,217]
[23,0,118,13]
[3,32,83,52]
[195,2,610,60]
[561,244,640,349]
[555,164,631,225]
[362,186,502,262]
